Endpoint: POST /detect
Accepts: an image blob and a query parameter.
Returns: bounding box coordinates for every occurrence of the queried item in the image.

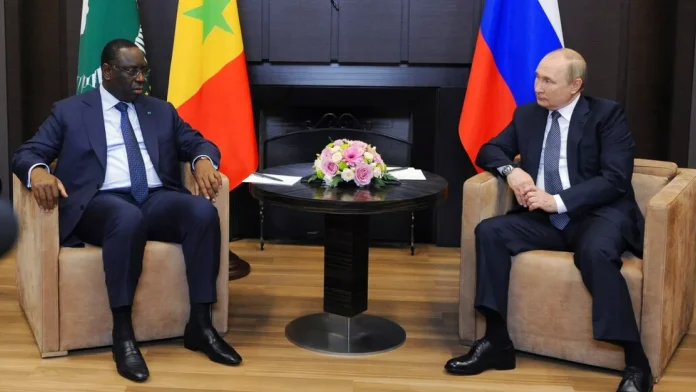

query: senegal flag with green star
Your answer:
[76,0,149,95]
[167,0,257,190]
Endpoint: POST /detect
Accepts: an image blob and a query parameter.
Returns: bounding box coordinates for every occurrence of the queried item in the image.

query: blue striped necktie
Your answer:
[114,102,148,203]
[544,111,570,230]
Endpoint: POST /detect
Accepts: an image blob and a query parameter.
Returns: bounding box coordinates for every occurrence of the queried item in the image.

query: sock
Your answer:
[190,303,213,328]
[480,307,511,345]
[623,341,650,371]
[111,305,135,341]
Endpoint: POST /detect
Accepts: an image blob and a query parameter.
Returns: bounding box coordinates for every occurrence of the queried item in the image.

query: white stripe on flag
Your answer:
[537,0,565,47]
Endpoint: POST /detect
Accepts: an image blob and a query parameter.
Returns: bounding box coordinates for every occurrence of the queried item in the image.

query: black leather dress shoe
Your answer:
[183,322,242,365]
[112,338,149,382]
[444,339,516,375]
[617,366,653,392]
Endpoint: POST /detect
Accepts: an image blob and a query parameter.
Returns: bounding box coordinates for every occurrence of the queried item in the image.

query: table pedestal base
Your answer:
[285,312,406,355]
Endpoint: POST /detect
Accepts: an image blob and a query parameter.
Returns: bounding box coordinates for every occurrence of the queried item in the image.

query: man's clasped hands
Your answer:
[506,168,559,213]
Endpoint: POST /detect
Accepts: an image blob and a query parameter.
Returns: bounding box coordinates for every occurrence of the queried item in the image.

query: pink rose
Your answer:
[352,141,367,150]
[373,152,383,164]
[320,147,333,161]
[343,146,363,166]
[321,160,339,177]
[354,164,374,186]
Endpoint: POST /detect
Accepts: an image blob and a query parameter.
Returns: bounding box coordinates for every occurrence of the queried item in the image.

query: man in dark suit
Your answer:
[444,49,653,392]
[12,39,242,382]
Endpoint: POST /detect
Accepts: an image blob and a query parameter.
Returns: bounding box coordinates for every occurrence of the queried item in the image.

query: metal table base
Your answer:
[285,313,406,355]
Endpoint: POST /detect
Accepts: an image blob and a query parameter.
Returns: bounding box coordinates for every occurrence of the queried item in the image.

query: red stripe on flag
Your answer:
[459,31,517,172]
[177,52,258,190]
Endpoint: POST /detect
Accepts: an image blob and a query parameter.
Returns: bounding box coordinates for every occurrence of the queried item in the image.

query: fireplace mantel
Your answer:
[247,63,470,88]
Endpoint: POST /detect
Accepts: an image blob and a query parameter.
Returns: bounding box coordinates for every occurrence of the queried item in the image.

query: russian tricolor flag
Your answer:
[459,0,565,171]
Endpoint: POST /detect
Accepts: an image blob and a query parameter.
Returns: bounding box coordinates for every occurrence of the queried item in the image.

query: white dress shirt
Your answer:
[28,85,215,188]
[98,84,162,190]
[499,94,580,214]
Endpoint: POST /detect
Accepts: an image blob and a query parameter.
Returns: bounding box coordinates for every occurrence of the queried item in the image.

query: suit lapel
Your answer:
[566,96,589,184]
[526,106,549,183]
[134,98,160,172]
[82,90,107,170]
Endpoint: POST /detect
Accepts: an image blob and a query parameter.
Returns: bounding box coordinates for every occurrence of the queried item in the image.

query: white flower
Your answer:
[331,145,342,153]
[331,151,343,163]
[373,166,382,178]
[341,168,355,182]
[364,152,374,162]
[314,158,321,169]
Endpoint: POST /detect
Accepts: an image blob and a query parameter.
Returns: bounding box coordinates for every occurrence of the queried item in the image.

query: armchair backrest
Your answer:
[632,159,678,216]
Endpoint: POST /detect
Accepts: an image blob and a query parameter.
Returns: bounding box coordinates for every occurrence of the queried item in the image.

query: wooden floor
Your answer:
[0,240,694,391]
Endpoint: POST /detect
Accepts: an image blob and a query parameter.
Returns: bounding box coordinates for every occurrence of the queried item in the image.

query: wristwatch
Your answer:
[501,165,516,177]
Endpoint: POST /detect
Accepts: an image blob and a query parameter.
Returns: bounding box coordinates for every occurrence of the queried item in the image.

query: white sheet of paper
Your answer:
[242,173,302,186]
[388,168,426,180]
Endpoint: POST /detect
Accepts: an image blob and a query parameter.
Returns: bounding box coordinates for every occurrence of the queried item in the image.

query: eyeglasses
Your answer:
[111,64,150,77]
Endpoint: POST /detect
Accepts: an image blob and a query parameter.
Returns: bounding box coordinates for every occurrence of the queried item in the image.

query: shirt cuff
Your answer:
[497,166,507,176]
[553,194,567,214]
[192,155,218,171]
[27,163,50,188]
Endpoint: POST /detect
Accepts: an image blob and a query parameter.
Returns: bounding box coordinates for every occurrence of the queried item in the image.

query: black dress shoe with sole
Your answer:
[112,338,149,382]
[445,339,516,375]
[183,322,243,366]
[617,366,653,392]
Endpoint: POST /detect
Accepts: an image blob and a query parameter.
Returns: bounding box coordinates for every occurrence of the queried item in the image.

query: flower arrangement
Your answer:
[307,139,399,188]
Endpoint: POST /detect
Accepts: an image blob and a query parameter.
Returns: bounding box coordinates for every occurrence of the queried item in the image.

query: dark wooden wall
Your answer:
[3,0,695,195]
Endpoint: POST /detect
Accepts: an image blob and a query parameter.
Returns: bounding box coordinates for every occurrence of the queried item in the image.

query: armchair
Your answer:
[12,163,230,357]
[458,159,696,381]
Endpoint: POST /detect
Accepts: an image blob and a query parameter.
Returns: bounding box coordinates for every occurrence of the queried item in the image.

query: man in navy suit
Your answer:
[444,49,653,392]
[12,39,241,382]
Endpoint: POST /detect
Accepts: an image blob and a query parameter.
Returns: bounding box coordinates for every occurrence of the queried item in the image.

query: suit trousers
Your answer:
[73,187,221,308]
[474,210,641,343]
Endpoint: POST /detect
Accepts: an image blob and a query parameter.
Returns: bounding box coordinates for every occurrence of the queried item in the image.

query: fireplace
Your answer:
[250,86,437,247]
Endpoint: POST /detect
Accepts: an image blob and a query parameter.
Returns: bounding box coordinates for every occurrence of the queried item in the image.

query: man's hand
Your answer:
[506,168,535,207]
[30,168,67,212]
[194,158,222,202]
[525,189,558,213]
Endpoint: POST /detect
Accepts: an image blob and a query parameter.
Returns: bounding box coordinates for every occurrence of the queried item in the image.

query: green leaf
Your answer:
[308,174,317,182]
[317,170,324,179]
[338,162,348,170]
[330,176,341,187]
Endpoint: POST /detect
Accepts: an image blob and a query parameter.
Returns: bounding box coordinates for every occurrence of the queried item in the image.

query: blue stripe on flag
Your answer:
[480,0,563,106]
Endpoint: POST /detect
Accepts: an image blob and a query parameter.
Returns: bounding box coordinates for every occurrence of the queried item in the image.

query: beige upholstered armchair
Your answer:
[458,159,696,382]
[12,163,230,358]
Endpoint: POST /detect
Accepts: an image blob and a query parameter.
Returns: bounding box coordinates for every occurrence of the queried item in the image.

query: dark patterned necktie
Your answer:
[544,111,570,230]
[114,102,148,203]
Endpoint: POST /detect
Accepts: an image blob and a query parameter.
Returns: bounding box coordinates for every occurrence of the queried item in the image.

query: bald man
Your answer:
[445,49,653,392]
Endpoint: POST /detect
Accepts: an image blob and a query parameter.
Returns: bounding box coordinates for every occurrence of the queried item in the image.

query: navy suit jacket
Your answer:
[12,89,221,246]
[475,95,644,256]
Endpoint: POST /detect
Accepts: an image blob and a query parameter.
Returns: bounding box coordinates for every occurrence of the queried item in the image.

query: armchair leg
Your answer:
[41,351,68,358]
[259,201,265,251]
[410,212,415,256]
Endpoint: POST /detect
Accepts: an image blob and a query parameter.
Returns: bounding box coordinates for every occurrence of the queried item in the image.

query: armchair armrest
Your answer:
[180,163,230,333]
[458,171,514,341]
[12,174,60,354]
[640,168,696,379]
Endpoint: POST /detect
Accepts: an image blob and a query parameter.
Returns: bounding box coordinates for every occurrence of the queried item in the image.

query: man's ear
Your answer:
[100,64,111,81]
[571,78,583,94]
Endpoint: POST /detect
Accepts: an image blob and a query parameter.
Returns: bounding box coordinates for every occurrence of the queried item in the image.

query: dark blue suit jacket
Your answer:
[475,95,644,256]
[12,89,221,245]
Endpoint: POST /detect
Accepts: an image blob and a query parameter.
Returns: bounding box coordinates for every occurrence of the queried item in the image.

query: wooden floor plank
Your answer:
[0,240,694,391]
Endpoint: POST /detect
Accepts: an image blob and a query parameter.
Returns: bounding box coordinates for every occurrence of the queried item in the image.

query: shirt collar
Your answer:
[551,93,581,122]
[99,84,134,111]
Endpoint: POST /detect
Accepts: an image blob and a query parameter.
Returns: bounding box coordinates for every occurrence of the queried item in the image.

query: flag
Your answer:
[166,0,257,190]
[458,0,564,171]
[76,0,148,94]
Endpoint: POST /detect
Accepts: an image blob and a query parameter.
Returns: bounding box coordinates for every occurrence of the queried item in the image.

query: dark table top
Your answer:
[249,163,448,215]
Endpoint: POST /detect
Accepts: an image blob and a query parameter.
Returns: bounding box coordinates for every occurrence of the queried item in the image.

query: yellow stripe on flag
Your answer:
[168,0,244,108]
